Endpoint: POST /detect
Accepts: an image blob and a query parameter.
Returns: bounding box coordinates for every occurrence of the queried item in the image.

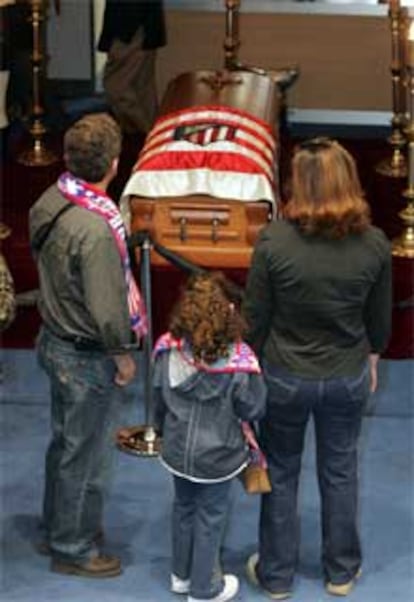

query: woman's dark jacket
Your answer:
[244,220,392,378]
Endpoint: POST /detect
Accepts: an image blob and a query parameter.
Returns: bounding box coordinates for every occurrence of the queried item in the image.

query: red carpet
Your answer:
[1,129,413,358]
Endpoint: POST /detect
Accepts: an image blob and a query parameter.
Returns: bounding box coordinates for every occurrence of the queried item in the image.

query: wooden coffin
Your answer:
[129,195,272,269]
[123,69,281,269]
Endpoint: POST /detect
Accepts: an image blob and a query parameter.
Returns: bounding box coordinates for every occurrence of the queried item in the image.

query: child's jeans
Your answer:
[172,475,233,599]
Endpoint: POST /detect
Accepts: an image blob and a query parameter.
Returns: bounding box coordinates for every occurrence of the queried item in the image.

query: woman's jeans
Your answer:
[37,327,122,563]
[256,361,370,593]
[172,475,233,599]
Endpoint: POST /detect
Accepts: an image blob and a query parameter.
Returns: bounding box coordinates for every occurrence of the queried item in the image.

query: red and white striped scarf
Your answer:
[153,332,261,374]
[58,172,147,339]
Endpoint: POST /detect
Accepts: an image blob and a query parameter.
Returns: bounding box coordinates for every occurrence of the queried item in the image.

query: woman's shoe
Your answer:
[171,573,190,594]
[246,553,292,600]
[326,568,362,596]
[187,574,239,602]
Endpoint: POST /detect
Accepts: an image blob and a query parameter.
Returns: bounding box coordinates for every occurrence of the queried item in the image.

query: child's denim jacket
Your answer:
[153,335,267,482]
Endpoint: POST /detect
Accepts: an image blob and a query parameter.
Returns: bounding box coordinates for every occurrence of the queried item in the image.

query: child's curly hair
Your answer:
[169,271,246,364]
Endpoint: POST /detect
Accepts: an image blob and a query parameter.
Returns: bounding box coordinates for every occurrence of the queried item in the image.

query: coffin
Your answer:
[121,69,282,269]
[129,195,271,269]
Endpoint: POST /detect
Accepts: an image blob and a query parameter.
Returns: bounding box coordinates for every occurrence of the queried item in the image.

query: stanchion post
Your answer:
[116,231,161,458]
[140,234,157,449]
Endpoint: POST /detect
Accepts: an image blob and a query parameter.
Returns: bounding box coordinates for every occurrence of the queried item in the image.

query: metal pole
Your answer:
[116,232,160,457]
[140,235,157,446]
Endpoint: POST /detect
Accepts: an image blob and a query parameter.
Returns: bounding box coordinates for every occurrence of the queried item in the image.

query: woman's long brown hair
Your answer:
[283,138,371,238]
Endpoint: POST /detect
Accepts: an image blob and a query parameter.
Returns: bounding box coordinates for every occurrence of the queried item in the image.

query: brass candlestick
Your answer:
[223,0,241,70]
[17,0,58,166]
[392,34,414,258]
[221,0,299,113]
[376,0,407,178]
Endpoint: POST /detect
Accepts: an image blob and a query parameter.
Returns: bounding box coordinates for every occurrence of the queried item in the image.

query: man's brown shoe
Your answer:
[51,554,122,578]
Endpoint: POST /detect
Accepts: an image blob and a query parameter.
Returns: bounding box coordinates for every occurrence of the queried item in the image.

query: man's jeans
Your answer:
[172,475,233,599]
[37,327,122,563]
[256,361,370,593]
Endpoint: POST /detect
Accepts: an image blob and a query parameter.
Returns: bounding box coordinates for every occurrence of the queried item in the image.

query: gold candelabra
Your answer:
[17,0,58,166]
[223,0,241,69]
[392,19,414,258]
[376,0,408,178]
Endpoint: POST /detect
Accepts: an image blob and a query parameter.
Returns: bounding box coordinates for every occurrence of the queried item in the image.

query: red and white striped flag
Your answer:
[121,105,279,224]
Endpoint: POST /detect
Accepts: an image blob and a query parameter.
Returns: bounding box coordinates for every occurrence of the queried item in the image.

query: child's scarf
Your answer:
[57,172,147,339]
[153,332,261,374]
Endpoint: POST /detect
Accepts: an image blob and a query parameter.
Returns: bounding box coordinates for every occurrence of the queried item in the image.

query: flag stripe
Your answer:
[147,105,275,150]
[143,114,274,160]
[137,147,274,183]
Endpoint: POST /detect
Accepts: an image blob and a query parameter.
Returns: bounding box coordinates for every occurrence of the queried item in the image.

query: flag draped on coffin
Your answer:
[121,104,279,226]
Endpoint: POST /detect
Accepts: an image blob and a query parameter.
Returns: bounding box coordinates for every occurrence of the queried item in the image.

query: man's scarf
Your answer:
[57,172,147,339]
[153,332,261,374]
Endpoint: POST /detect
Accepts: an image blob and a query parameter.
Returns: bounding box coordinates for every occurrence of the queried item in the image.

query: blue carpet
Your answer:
[1,350,413,601]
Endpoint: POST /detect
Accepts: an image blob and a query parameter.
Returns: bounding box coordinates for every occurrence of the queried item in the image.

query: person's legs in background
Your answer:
[4,2,32,137]
[102,29,158,136]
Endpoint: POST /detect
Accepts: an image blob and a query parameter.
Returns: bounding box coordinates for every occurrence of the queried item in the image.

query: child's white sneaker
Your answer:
[326,568,362,596]
[171,573,191,594]
[187,574,239,602]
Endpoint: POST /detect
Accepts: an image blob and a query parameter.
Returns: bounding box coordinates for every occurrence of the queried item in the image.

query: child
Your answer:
[153,271,266,602]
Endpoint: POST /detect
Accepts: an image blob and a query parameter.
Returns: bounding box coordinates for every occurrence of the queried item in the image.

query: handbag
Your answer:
[239,422,272,494]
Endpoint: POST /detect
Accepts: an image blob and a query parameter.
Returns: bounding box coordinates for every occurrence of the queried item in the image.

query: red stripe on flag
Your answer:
[137,150,270,178]
[145,109,275,153]
[137,137,274,181]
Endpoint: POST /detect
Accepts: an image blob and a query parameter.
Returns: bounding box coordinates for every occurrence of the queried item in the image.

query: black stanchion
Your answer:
[116,231,160,457]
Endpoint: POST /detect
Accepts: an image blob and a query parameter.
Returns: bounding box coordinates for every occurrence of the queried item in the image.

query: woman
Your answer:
[243,138,392,599]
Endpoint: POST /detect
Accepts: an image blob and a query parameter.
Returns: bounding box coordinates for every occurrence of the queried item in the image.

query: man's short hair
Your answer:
[63,113,122,183]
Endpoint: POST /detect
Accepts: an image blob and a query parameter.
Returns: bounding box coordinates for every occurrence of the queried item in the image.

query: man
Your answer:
[29,113,146,578]
[98,0,166,135]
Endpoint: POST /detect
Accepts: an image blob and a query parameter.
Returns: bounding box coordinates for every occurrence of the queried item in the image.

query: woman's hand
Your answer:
[369,353,380,393]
